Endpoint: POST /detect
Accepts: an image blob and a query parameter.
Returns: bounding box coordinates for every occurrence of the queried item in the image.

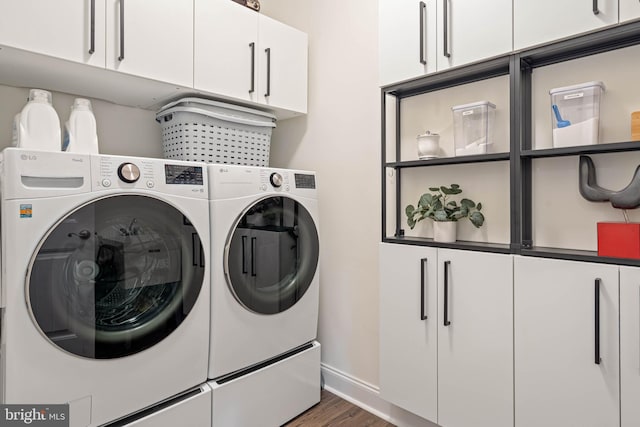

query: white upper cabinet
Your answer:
[514,0,618,51]
[194,1,307,114]
[0,0,106,67]
[514,256,620,427]
[257,14,308,114]
[435,0,512,72]
[105,0,193,88]
[620,267,640,427]
[379,0,511,86]
[437,249,513,427]
[378,0,437,86]
[194,0,259,104]
[620,0,640,23]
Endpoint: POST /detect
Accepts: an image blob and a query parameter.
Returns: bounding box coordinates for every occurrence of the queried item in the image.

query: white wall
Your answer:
[260,0,382,388]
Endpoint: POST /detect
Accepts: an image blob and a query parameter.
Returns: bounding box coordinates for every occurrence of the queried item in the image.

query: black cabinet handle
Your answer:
[443,260,451,326]
[420,258,428,320]
[118,0,125,61]
[264,48,271,97]
[249,42,256,94]
[595,278,601,364]
[593,0,600,15]
[89,0,96,54]
[242,235,248,274]
[251,237,257,277]
[443,0,451,58]
[419,1,427,65]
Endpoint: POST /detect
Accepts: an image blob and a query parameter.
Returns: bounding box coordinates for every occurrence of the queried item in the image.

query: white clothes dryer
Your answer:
[0,149,210,427]
[208,164,320,379]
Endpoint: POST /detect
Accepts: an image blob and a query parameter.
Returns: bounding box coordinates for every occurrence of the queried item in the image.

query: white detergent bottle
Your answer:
[64,98,99,154]
[15,89,61,151]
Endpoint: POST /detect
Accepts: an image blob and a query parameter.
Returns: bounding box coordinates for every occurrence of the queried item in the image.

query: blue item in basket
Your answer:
[552,104,571,128]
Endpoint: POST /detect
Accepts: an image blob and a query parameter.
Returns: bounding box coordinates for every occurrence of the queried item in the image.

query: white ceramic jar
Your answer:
[417,131,440,159]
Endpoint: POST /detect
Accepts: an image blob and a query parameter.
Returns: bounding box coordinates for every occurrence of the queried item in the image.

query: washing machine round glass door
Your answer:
[225,196,319,315]
[27,195,205,359]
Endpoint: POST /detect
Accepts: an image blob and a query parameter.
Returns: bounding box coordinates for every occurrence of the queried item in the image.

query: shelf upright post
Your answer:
[381,88,388,243]
[395,96,403,238]
[515,55,533,251]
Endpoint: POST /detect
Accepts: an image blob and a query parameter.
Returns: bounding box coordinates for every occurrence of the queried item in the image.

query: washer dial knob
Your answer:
[270,172,283,188]
[118,163,141,183]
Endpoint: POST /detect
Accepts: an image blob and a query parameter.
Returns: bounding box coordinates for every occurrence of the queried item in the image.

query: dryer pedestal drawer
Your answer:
[209,341,321,427]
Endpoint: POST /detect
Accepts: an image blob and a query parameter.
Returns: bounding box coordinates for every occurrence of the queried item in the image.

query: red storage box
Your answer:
[597,222,640,259]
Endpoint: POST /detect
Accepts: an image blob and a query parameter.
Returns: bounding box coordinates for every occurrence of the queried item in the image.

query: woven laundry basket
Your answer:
[156,98,276,166]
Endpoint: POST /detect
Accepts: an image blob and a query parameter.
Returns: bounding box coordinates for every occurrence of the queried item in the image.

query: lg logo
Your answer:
[20,154,37,161]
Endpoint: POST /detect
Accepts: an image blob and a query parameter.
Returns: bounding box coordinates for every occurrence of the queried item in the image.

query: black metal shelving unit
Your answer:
[381,20,640,265]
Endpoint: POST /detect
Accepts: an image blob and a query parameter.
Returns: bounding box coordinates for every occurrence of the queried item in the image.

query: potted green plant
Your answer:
[405,184,485,243]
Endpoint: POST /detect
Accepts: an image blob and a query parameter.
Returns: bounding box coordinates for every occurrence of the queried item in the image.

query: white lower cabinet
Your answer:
[437,249,513,427]
[620,266,640,427]
[379,243,438,422]
[514,256,620,427]
[379,244,513,427]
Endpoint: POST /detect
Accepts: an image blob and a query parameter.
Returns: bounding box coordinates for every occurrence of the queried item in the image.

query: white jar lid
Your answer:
[451,100,496,111]
[549,81,605,95]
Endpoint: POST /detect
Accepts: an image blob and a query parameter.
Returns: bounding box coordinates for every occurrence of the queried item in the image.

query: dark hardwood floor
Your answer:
[283,389,395,427]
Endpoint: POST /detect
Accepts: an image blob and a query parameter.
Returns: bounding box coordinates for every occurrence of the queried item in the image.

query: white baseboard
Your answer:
[320,363,439,427]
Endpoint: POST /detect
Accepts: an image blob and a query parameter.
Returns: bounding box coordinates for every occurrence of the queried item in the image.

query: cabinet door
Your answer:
[436,0,512,72]
[514,256,619,427]
[106,0,193,87]
[0,0,105,67]
[258,15,308,114]
[437,249,513,427]
[620,0,640,23]
[620,266,640,427]
[379,243,438,423]
[194,0,259,103]
[378,0,437,86]
[514,0,618,51]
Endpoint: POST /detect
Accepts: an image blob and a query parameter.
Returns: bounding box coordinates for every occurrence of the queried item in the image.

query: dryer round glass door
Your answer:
[225,196,319,314]
[27,195,205,359]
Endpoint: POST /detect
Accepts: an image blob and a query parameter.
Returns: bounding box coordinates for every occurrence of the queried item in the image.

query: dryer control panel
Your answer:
[209,164,317,200]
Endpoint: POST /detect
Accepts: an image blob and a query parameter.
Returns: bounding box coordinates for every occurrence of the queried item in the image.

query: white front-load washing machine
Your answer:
[0,148,210,427]
[207,164,321,425]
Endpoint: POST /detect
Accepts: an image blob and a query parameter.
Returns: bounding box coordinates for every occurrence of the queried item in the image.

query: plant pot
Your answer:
[433,221,457,243]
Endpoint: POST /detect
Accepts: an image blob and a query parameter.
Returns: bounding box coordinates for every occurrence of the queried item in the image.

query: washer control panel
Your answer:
[92,155,207,198]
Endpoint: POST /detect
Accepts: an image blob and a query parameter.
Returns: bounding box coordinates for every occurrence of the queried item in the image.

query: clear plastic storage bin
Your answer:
[549,81,605,148]
[452,101,495,156]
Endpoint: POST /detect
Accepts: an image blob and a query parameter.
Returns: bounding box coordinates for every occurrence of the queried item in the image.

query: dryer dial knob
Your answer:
[270,172,283,188]
[118,163,141,183]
